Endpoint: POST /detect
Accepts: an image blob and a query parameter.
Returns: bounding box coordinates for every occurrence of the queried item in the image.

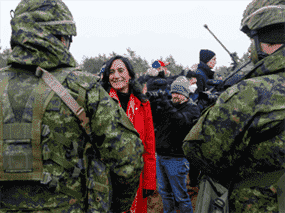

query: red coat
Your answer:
[109,88,156,213]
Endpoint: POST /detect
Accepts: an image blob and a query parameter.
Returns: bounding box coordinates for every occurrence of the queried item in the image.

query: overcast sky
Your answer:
[1,0,252,69]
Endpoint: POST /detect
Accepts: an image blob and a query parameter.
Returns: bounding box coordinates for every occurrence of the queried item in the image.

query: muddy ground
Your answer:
[147,174,199,213]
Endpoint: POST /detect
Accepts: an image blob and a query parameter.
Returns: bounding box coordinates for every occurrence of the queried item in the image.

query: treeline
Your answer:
[0,48,11,69]
[213,51,250,80]
[80,48,185,76]
[0,47,250,80]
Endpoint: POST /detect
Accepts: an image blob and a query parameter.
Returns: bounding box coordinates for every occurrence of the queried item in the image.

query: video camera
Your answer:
[146,89,171,101]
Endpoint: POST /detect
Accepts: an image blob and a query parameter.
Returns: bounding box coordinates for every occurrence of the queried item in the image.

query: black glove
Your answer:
[210,92,222,103]
[146,91,160,102]
[153,91,163,103]
[158,91,172,105]
[153,91,170,111]
[147,90,169,102]
[143,189,155,198]
[200,91,220,105]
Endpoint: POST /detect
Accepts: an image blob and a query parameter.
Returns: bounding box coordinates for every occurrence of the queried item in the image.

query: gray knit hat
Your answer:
[170,76,191,98]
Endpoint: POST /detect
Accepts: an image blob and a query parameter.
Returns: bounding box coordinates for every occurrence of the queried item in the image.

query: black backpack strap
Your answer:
[248,119,285,144]
[234,169,284,190]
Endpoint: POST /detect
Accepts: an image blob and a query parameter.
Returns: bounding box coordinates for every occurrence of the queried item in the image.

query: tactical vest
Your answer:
[0,66,107,210]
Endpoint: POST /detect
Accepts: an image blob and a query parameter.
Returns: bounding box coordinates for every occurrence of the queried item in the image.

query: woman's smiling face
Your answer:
[109,59,131,93]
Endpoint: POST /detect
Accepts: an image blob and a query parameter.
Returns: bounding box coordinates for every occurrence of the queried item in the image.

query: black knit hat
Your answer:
[200,49,216,64]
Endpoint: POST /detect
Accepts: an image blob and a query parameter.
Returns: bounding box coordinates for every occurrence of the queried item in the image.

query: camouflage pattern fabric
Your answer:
[8,0,77,69]
[182,45,285,212]
[241,0,285,33]
[0,66,144,213]
[2,0,144,212]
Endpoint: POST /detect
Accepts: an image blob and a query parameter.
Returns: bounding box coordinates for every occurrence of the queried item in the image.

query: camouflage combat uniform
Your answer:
[0,1,144,212]
[183,1,285,212]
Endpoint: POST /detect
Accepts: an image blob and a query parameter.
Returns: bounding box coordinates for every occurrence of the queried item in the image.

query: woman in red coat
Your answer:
[101,55,156,213]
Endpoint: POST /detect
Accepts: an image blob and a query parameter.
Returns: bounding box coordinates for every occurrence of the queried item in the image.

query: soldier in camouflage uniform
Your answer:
[0,0,144,212]
[182,0,285,212]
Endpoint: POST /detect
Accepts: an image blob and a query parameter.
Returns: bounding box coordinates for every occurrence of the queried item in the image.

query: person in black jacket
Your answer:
[195,49,217,93]
[154,76,200,213]
[189,49,222,111]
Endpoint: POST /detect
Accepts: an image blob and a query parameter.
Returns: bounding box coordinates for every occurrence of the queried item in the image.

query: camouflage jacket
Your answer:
[0,65,144,213]
[3,2,144,211]
[182,46,285,213]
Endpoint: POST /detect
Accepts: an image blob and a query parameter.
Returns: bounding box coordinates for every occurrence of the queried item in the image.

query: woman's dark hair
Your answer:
[101,55,148,103]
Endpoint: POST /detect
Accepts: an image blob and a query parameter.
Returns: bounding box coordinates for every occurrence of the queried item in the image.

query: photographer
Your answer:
[153,76,200,213]
[145,69,171,132]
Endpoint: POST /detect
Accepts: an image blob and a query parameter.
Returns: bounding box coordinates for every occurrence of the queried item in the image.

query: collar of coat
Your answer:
[109,87,141,124]
[247,46,285,79]
[198,62,215,79]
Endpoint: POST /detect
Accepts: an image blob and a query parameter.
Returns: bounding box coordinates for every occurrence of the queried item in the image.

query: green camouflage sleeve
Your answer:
[183,82,252,171]
[183,78,285,212]
[183,78,285,174]
[87,82,144,212]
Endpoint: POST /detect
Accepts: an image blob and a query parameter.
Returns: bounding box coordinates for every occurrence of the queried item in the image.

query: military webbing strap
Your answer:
[40,71,85,201]
[36,67,90,135]
[36,67,108,199]
[0,77,9,179]
[0,70,85,201]
[37,67,110,198]
[38,70,85,200]
[0,77,48,181]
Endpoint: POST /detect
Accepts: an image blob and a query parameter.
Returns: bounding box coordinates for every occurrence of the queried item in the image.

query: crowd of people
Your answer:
[0,0,284,213]
[97,47,218,213]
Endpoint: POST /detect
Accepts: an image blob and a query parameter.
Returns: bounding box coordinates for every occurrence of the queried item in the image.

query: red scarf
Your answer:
[109,88,136,124]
